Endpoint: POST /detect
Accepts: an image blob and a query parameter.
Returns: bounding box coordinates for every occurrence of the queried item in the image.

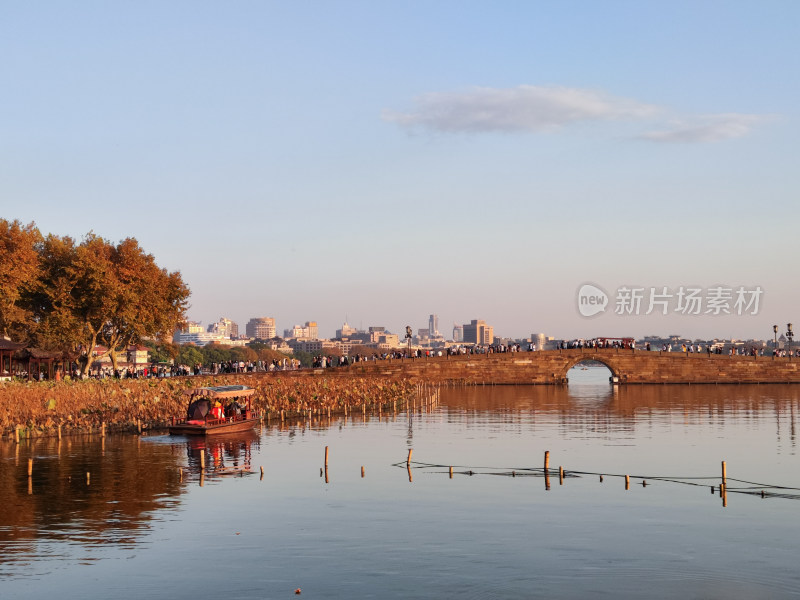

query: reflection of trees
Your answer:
[0,435,185,572]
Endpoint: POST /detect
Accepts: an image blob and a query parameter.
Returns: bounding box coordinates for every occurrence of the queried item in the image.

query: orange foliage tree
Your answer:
[29,231,190,375]
[0,219,42,342]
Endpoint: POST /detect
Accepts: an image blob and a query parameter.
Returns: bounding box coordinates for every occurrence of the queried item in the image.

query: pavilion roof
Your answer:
[0,339,27,352]
[14,347,71,360]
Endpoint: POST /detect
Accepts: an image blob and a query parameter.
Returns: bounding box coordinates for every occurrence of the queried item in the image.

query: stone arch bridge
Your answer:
[332,348,800,385]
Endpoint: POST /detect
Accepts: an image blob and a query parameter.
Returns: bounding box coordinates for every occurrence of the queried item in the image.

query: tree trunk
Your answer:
[78,326,102,378]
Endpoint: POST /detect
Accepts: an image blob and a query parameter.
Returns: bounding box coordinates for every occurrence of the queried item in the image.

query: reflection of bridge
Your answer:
[337,349,800,385]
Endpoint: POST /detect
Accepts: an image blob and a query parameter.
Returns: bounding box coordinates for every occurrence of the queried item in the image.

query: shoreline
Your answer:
[0,372,436,440]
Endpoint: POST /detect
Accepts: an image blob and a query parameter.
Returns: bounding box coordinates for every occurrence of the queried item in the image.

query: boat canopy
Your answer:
[183,385,255,398]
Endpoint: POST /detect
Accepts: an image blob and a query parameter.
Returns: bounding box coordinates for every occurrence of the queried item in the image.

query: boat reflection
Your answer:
[183,430,260,477]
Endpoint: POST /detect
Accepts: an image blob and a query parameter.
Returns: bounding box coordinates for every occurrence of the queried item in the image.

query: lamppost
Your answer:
[773,325,778,348]
[786,323,794,348]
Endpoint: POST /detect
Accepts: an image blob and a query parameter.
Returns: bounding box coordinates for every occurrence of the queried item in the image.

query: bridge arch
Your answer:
[560,354,621,382]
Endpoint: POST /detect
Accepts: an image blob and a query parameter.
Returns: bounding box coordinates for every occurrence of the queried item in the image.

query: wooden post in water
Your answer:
[545,472,551,491]
[58,424,62,440]
[721,460,727,486]
[559,466,564,485]
[449,466,453,478]
[200,451,205,470]
[625,475,630,489]
[14,425,19,444]
[260,466,264,480]
[101,421,106,437]
[27,458,33,477]
[406,448,413,465]
[361,466,365,478]
[86,472,90,485]
[324,446,329,467]
[544,450,550,471]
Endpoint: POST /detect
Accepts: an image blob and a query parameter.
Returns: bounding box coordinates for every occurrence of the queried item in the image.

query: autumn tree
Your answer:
[34,233,190,375]
[101,237,190,370]
[0,219,42,342]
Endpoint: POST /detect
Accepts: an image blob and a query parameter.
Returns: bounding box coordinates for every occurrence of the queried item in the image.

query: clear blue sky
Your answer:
[2,1,797,340]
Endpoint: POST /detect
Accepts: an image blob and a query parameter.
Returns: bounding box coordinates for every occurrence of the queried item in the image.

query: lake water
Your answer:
[3,367,800,599]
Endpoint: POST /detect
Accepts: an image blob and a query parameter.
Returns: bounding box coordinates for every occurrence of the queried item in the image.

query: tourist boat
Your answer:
[169,385,260,436]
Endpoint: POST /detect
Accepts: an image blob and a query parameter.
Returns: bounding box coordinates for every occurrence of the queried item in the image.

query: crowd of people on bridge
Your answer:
[25,336,800,382]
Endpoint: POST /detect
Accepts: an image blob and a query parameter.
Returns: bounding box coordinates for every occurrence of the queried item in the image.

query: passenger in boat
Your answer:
[226,400,242,418]
[211,400,225,420]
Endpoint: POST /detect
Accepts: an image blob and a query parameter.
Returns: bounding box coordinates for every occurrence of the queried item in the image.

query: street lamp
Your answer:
[773,325,778,347]
[786,323,794,347]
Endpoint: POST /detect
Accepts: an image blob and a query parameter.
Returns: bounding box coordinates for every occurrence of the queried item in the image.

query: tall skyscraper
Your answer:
[429,314,439,337]
[452,324,463,342]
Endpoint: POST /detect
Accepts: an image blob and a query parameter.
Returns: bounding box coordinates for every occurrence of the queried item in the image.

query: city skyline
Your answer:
[180,312,788,346]
[3,2,797,342]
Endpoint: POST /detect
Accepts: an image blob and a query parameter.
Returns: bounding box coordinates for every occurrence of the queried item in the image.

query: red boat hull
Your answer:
[169,417,260,436]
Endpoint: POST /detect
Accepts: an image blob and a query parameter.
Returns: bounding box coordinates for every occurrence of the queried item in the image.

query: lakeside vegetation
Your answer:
[0,373,417,440]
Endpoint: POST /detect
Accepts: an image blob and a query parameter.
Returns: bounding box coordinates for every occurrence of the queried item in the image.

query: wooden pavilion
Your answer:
[0,338,75,381]
[0,338,26,380]
[15,347,72,381]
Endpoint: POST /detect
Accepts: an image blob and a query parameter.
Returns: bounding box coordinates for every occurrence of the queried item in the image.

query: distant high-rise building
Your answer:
[284,321,318,340]
[180,321,205,334]
[428,314,439,337]
[336,322,359,338]
[246,317,276,339]
[453,324,463,342]
[531,333,547,350]
[462,319,494,345]
[207,317,238,338]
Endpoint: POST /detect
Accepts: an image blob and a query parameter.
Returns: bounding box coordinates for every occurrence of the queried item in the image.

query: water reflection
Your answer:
[439,374,800,447]
[0,435,185,575]
[0,430,265,576]
[183,431,260,477]
[5,381,800,597]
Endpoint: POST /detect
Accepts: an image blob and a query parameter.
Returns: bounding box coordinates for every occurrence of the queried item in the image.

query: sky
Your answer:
[2,1,798,341]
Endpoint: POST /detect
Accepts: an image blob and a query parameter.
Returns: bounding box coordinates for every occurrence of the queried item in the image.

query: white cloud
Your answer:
[639,114,767,143]
[382,85,659,134]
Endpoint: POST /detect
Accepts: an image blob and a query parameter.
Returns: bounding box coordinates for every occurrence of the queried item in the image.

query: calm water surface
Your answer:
[3,367,800,599]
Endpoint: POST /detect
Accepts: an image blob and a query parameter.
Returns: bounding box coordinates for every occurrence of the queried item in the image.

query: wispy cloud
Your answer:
[382,85,659,134]
[639,114,767,143]
[384,86,770,143]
